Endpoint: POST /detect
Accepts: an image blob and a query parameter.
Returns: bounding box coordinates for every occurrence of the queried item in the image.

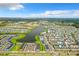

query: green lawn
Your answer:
[35,35,46,51]
[10,34,25,51]
[10,44,22,51]
[11,34,25,44]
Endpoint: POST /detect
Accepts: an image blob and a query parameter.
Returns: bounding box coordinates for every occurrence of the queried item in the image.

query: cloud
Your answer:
[26,10,79,18]
[0,3,24,10]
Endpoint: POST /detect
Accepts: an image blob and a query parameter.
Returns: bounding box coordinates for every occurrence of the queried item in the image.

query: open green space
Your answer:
[10,29,32,51]
[35,35,46,51]
[10,43,22,51]
[11,34,25,44]
[10,34,26,51]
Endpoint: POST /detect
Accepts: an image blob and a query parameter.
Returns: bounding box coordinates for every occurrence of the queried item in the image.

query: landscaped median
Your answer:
[35,35,46,51]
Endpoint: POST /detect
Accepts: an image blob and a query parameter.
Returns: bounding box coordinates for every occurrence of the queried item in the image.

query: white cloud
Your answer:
[72,10,79,16]
[26,10,79,18]
[0,3,24,10]
[45,10,70,15]
[9,4,24,10]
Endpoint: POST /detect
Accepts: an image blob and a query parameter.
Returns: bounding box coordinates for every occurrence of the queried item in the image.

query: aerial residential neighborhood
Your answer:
[0,3,79,56]
[0,19,79,56]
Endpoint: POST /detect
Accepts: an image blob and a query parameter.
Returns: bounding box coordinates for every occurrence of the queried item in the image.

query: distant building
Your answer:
[23,43,37,51]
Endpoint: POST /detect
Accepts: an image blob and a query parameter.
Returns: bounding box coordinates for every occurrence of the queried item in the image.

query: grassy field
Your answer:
[35,35,46,51]
[10,34,26,51]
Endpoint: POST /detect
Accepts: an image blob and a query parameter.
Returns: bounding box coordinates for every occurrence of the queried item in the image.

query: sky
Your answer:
[0,3,79,18]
